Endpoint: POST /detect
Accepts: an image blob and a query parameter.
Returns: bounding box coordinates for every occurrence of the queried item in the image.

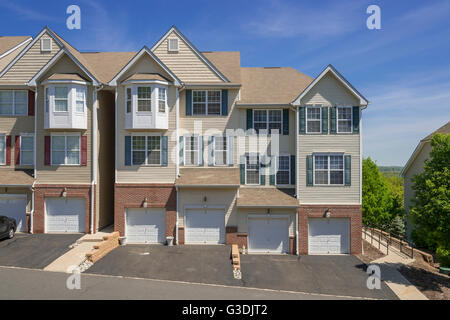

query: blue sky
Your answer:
[1,0,449,166]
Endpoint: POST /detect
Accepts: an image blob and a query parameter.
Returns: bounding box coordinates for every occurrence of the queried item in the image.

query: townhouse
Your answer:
[0,26,367,255]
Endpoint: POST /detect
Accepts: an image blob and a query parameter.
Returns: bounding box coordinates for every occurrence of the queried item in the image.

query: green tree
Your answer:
[410,133,450,266]
[382,173,405,234]
[362,157,394,227]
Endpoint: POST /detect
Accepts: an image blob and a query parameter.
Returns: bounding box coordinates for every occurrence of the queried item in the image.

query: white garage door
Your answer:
[45,198,85,233]
[0,195,27,232]
[309,218,350,254]
[185,209,225,244]
[126,208,166,244]
[248,216,289,254]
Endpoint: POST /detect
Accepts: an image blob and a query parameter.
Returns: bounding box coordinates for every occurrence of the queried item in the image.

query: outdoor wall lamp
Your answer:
[203,196,207,202]
[61,187,67,198]
[324,208,331,218]
[143,197,148,208]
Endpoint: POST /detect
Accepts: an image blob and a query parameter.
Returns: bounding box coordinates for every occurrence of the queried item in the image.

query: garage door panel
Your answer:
[126,208,166,244]
[185,209,225,244]
[308,218,349,254]
[46,198,85,233]
[248,217,289,254]
[0,196,27,232]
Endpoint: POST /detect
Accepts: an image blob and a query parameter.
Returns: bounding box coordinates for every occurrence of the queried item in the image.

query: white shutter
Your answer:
[227,135,234,166]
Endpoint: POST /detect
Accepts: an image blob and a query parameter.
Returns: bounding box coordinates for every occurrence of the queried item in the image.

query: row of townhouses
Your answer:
[0,26,367,255]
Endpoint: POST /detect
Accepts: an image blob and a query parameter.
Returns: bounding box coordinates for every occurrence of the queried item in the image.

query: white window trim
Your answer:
[136,86,153,113]
[131,134,162,166]
[276,154,291,186]
[50,133,81,166]
[184,135,200,166]
[168,37,179,52]
[252,109,283,134]
[53,86,69,113]
[47,85,87,114]
[0,134,5,165]
[125,85,168,115]
[313,153,345,186]
[306,105,322,134]
[20,133,34,166]
[213,135,228,166]
[192,90,222,116]
[74,87,86,114]
[157,87,167,113]
[336,106,353,134]
[0,90,28,116]
[245,153,260,185]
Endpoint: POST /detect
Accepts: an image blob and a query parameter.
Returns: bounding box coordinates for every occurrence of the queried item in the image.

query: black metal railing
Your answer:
[362,224,415,259]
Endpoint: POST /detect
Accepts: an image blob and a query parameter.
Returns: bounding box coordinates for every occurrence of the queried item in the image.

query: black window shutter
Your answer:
[299,107,306,134]
[330,106,337,134]
[221,90,228,116]
[306,155,313,186]
[321,106,328,134]
[125,136,131,166]
[290,155,296,184]
[352,106,360,133]
[282,109,289,135]
[345,155,351,186]
[246,109,253,130]
[240,155,246,184]
[186,90,192,115]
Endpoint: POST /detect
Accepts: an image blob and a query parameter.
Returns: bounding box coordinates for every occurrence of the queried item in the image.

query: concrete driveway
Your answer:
[87,244,397,299]
[240,254,398,299]
[0,233,82,269]
[87,245,241,287]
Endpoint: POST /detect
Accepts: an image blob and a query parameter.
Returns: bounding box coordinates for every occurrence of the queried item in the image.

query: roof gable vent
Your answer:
[168,38,179,52]
[41,38,52,53]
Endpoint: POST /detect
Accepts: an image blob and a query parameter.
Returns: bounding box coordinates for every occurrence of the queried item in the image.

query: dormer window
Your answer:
[41,38,52,52]
[168,38,179,52]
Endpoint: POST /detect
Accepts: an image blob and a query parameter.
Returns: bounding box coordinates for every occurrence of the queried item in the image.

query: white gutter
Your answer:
[175,87,180,177]
[295,105,300,255]
[90,85,102,234]
[176,185,179,245]
[30,181,36,234]
[114,88,118,183]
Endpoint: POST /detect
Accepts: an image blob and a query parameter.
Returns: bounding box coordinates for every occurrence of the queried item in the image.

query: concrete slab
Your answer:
[44,242,94,272]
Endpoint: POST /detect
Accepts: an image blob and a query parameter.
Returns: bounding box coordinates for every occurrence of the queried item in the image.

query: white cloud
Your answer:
[0,1,58,22]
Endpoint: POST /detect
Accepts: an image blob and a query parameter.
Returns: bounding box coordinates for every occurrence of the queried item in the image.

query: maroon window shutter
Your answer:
[28,90,35,116]
[44,136,51,166]
[81,136,87,166]
[15,135,20,165]
[6,135,11,165]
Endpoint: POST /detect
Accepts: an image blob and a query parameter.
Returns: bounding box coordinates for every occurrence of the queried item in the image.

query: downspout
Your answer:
[176,185,179,245]
[29,181,35,234]
[295,105,299,256]
[175,87,180,177]
[90,85,103,234]
[32,87,37,234]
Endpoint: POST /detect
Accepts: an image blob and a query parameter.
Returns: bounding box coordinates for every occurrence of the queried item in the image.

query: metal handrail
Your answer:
[363,224,414,258]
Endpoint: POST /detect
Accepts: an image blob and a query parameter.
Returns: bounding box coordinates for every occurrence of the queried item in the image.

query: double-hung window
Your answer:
[137,87,152,112]
[192,90,221,115]
[75,87,85,112]
[306,106,321,133]
[314,154,344,186]
[0,134,5,164]
[0,90,27,115]
[276,155,290,185]
[158,87,166,113]
[337,107,352,133]
[214,136,227,166]
[184,135,199,166]
[245,153,260,185]
[54,87,68,112]
[20,135,34,166]
[253,110,282,134]
[132,136,161,165]
[51,135,80,165]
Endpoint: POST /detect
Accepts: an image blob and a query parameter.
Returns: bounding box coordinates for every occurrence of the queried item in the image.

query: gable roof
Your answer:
[151,26,229,83]
[292,64,369,106]
[238,67,313,105]
[108,46,181,86]
[401,121,450,177]
[0,36,31,58]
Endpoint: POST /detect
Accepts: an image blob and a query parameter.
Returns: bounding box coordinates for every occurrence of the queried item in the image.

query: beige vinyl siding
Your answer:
[403,142,431,236]
[0,187,32,212]
[153,31,223,83]
[116,54,178,183]
[35,55,93,184]
[237,208,296,236]
[302,72,360,106]
[298,134,360,204]
[0,32,61,83]
[0,90,35,169]
[178,188,237,227]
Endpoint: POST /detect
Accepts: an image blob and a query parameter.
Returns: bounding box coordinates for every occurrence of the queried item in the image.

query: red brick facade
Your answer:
[114,184,176,243]
[298,204,362,254]
[33,184,93,234]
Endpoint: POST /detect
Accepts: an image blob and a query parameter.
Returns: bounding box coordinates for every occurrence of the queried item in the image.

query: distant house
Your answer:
[401,122,450,239]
